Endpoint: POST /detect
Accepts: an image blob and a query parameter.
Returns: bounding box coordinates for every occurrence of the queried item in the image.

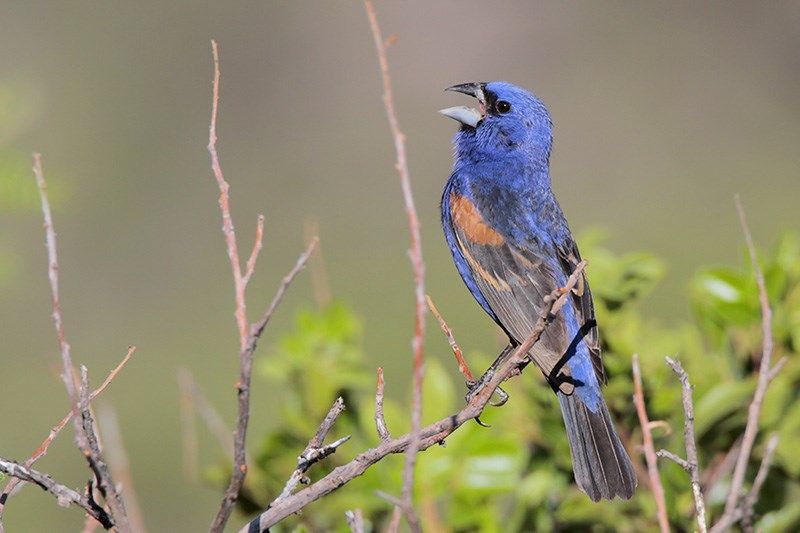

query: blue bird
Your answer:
[439,81,636,501]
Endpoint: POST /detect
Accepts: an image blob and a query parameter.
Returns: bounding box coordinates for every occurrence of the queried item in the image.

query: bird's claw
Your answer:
[489,386,509,407]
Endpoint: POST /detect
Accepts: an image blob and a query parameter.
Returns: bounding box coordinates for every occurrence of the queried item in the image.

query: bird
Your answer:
[439,81,637,501]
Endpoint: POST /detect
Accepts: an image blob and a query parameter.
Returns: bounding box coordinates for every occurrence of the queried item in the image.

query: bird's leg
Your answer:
[465,343,522,408]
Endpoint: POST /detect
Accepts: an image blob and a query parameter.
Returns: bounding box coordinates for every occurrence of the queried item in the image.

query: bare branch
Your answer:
[363,3,427,530]
[78,367,131,532]
[0,347,134,520]
[206,39,316,531]
[375,368,391,442]
[97,404,147,533]
[32,153,80,412]
[741,433,779,532]
[250,237,318,341]
[177,368,235,458]
[242,214,265,287]
[240,262,586,532]
[426,295,474,383]
[657,449,691,471]
[659,357,707,533]
[710,197,784,533]
[0,458,113,529]
[274,398,349,503]
[631,354,670,533]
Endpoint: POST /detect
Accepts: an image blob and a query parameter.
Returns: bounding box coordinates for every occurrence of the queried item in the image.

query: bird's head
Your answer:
[440,81,553,164]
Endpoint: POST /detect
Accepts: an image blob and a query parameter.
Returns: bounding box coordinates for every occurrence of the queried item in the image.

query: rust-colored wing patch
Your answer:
[450,193,505,246]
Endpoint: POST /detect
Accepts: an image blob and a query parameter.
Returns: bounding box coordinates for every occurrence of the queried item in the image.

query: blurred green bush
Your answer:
[216,232,800,532]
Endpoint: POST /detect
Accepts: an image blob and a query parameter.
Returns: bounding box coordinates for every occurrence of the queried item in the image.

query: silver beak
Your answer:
[438,106,483,128]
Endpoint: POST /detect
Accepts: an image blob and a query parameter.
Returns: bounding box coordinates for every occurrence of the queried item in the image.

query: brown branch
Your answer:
[363,3,427,530]
[97,404,147,533]
[0,347,134,520]
[710,197,784,533]
[78,367,131,532]
[242,214,265,287]
[206,39,316,531]
[274,398,350,503]
[375,368,391,442]
[741,433,779,532]
[240,262,586,533]
[631,354,670,533]
[32,153,80,412]
[0,459,113,529]
[426,295,474,383]
[386,505,402,533]
[657,357,706,533]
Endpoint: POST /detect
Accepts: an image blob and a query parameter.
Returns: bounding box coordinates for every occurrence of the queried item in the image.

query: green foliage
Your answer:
[222,233,799,531]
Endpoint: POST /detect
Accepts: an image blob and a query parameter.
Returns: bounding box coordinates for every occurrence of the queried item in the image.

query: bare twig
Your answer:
[0,347,134,520]
[97,405,146,533]
[206,39,316,531]
[249,237,318,342]
[375,368,391,442]
[657,357,706,533]
[177,368,235,458]
[242,214,265,287]
[345,509,364,533]
[386,505,402,533]
[78,367,131,532]
[305,218,332,308]
[0,459,113,529]
[240,262,586,533]
[426,295,474,382]
[710,197,784,533]
[32,153,80,411]
[741,433,779,532]
[274,398,349,503]
[363,2,426,530]
[631,354,670,533]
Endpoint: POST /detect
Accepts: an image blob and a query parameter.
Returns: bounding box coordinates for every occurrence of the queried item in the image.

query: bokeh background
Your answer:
[1,1,799,531]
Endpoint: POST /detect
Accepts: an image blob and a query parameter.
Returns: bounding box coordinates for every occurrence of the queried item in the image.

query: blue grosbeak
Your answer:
[439,81,636,501]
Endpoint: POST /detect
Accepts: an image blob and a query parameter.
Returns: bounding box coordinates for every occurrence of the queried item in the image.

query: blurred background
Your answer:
[1,1,799,531]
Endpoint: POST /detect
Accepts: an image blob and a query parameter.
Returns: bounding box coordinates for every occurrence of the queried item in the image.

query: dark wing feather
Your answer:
[556,239,606,384]
[447,198,606,391]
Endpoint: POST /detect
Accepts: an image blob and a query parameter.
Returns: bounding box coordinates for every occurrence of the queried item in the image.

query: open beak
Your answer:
[439,82,487,128]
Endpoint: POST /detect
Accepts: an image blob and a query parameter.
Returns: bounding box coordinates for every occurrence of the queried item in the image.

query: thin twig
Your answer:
[426,295,474,382]
[206,39,317,531]
[710,197,783,533]
[274,398,349,503]
[658,357,706,533]
[240,262,586,533]
[305,218,332,308]
[345,509,364,533]
[741,433,779,532]
[363,3,426,530]
[78,367,131,532]
[0,459,113,529]
[0,347,135,520]
[32,153,80,412]
[242,214,265,287]
[177,368,235,458]
[249,237,318,342]
[631,354,670,533]
[97,404,147,533]
[375,368,391,442]
[386,505,402,533]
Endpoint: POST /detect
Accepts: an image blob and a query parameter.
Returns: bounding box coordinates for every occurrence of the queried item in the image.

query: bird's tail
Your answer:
[558,392,637,501]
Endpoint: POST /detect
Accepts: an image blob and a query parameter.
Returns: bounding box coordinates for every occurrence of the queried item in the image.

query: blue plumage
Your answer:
[440,81,636,501]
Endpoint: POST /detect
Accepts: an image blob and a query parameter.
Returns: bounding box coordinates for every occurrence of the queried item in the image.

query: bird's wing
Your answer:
[447,191,606,392]
[554,239,606,384]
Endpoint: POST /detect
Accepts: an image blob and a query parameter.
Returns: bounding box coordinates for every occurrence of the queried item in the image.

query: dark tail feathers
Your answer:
[558,392,637,501]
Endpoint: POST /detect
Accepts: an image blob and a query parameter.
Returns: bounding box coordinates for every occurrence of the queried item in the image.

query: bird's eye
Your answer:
[496,100,511,114]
